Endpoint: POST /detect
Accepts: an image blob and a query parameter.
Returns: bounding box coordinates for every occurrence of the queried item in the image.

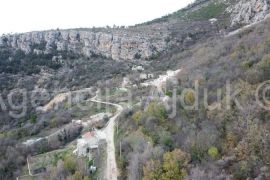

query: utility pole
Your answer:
[27,156,33,176]
[119,141,122,159]
[116,121,119,135]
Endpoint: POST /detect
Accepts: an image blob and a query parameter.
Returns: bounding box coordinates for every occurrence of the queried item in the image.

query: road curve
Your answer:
[20,89,122,180]
[90,97,123,180]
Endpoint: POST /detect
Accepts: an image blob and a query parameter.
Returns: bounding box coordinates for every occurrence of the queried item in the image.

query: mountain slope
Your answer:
[116,15,270,180]
[1,0,270,179]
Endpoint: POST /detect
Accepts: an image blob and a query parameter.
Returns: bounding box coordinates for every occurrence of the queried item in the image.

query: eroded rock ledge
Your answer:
[228,0,270,26]
[0,27,171,61]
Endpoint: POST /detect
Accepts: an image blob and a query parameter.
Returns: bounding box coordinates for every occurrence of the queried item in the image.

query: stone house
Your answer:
[75,131,99,158]
[140,73,154,80]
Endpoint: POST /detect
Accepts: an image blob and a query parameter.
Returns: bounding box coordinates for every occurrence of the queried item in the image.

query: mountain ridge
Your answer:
[1,0,270,62]
[2,1,270,179]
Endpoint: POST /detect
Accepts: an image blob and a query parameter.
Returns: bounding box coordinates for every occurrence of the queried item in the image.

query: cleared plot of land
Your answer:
[28,147,74,171]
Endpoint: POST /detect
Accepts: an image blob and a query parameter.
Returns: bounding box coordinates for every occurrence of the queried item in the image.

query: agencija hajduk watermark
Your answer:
[1,80,270,119]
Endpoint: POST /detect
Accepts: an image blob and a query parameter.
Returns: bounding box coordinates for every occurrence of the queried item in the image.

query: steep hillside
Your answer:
[1,0,270,179]
[116,16,270,180]
[2,0,269,77]
[145,0,270,29]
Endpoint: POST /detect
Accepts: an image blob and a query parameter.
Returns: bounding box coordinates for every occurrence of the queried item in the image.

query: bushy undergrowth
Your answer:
[116,18,270,179]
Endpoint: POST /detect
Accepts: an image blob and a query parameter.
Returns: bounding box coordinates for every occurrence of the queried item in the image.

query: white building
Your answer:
[132,65,144,71]
[140,73,154,80]
[76,131,99,158]
[72,119,82,125]
[209,18,218,24]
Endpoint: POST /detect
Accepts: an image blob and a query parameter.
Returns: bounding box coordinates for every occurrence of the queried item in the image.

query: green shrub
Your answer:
[257,54,270,70]
[190,145,205,162]
[145,102,167,123]
[165,91,173,97]
[163,137,173,149]
[142,127,160,145]
[159,130,173,149]
[232,161,250,179]
[30,114,37,124]
[186,2,227,20]
[208,146,219,159]
[184,91,195,105]
[132,111,143,125]
[241,60,254,69]
[64,156,76,174]
[134,53,141,59]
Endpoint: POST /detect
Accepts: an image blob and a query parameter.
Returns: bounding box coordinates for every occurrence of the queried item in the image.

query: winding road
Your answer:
[94,70,181,179]
[21,68,180,180]
[21,88,123,180]
[90,96,123,180]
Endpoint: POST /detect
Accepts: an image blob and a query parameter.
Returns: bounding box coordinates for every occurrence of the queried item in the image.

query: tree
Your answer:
[143,149,191,180]
[67,171,83,180]
[145,102,167,123]
[143,160,162,180]
[83,176,90,180]
[132,111,143,125]
[64,156,76,174]
[184,91,195,105]
[30,114,37,124]
[161,149,190,180]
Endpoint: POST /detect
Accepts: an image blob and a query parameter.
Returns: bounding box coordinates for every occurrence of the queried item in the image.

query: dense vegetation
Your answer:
[171,0,228,21]
[0,53,128,179]
[115,18,270,179]
[0,47,62,74]
[1,0,270,179]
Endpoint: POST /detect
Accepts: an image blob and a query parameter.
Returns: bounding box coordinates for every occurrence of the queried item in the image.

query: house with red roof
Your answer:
[75,131,100,157]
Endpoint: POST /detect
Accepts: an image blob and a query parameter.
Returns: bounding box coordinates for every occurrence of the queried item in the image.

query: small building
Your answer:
[121,77,132,88]
[140,73,154,80]
[90,165,97,173]
[209,18,218,24]
[72,119,82,125]
[76,131,99,158]
[132,65,144,71]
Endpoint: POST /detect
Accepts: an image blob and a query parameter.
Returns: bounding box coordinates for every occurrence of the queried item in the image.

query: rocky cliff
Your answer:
[0,27,171,61]
[1,0,270,62]
[228,0,270,26]
[0,18,219,61]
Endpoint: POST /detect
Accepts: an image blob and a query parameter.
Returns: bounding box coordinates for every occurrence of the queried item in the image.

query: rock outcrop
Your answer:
[1,1,270,62]
[0,27,171,61]
[0,18,218,61]
[228,0,270,26]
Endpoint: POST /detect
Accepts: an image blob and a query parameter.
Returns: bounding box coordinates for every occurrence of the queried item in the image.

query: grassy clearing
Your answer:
[185,2,228,20]
[91,142,107,180]
[29,147,74,170]
[142,1,229,26]
[70,102,114,119]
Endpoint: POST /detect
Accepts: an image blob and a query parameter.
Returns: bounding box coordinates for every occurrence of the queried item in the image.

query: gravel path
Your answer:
[90,97,123,180]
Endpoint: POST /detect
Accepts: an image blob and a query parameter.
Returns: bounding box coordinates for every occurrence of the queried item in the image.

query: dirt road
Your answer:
[90,97,123,180]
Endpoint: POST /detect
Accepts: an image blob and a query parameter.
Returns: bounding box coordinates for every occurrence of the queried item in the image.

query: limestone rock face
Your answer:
[0,6,220,61]
[0,28,171,61]
[228,0,270,26]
